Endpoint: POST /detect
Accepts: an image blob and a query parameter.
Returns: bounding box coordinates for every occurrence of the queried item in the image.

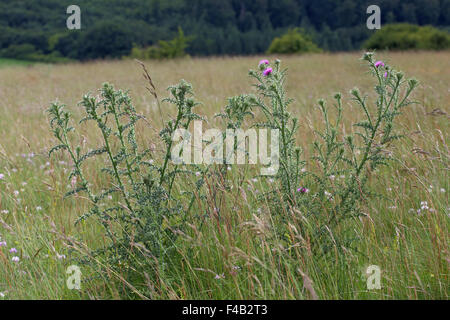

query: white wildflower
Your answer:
[215,273,225,280]
[56,253,66,260]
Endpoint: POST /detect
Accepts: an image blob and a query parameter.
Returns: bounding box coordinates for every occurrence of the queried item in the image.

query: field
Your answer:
[0,58,33,68]
[0,52,448,299]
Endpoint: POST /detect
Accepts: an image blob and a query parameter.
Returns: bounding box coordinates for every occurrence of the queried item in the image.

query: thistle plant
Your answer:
[249,60,303,204]
[217,53,418,255]
[217,59,303,205]
[305,53,419,253]
[48,52,419,286]
[48,80,201,278]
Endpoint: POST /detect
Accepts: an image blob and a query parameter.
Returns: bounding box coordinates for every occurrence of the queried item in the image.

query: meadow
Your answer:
[0,51,448,299]
[0,58,33,68]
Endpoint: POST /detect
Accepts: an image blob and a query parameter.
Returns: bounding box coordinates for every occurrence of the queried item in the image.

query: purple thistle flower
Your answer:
[263,67,273,76]
[297,187,309,194]
[258,59,269,66]
[9,248,17,253]
[375,61,385,68]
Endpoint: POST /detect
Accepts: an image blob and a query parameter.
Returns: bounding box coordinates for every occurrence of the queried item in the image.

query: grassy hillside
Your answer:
[0,52,448,299]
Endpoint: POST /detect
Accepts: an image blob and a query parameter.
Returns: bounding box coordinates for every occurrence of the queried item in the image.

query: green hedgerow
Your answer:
[267,28,322,55]
[364,23,450,51]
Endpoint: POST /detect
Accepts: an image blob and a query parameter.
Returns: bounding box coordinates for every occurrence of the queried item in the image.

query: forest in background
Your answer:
[0,0,449,61]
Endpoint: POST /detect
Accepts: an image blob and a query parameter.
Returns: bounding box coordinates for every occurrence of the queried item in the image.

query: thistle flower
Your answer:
[258,59,269,66]
[263,67,273,76]
[9,248,17,253]
[375,61,385,68]
[297,187,309,194]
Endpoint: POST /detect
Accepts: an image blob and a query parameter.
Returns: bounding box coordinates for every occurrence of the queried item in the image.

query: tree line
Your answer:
[0,0,449,61]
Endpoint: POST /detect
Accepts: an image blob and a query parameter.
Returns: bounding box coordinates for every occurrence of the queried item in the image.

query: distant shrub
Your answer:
[364,23,450,50]
[0,44,37,60]
[267,28,322,55]
[129,28,191,60]
[0,43,70,63]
